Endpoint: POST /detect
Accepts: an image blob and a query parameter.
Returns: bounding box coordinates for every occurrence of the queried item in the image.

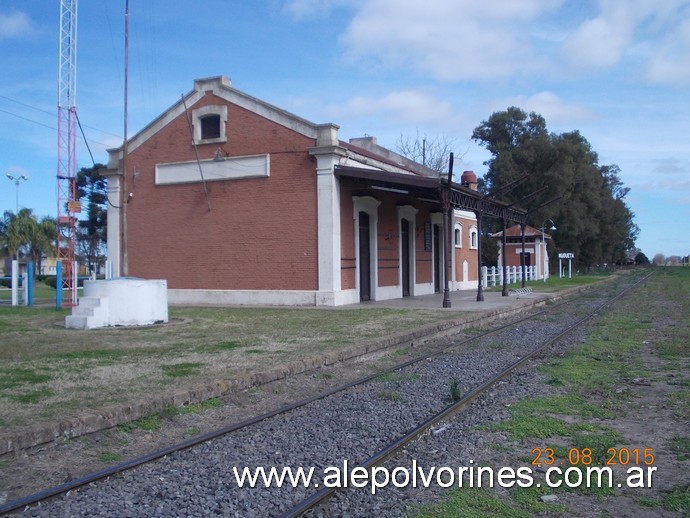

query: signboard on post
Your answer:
[558,252,574,278]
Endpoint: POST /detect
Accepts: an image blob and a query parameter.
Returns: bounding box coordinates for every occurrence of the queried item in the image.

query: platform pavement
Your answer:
[1,286,569,455]
[350,286,557,312]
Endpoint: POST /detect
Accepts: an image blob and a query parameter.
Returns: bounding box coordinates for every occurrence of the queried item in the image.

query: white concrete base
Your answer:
[66,278,168,329]
[168,288,322,306]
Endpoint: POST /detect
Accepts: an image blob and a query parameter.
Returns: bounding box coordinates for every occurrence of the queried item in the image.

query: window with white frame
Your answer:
[470,225,478,249]
[192,105,227,144]
[454,223,463,247]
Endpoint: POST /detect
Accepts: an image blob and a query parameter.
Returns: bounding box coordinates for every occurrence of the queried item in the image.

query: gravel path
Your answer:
[17,276,643,517]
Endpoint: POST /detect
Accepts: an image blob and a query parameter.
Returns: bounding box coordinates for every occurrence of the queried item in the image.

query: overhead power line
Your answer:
[0,94,122,139]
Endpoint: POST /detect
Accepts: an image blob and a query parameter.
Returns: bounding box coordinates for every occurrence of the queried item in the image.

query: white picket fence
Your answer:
[482,265,537,287]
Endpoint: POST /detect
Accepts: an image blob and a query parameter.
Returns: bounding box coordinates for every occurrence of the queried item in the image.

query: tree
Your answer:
[75,164,108,273]
[635,251,650,265]
[471,107,638,269]
[395,131,457,174]
[652,253,666,266]
[1,209,56,275]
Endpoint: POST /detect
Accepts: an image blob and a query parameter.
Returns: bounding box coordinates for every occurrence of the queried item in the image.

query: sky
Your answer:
[1,0,689,258]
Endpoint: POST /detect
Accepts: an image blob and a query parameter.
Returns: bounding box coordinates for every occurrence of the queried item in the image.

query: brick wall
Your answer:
[124,93,319,290]
[454,214,479,281]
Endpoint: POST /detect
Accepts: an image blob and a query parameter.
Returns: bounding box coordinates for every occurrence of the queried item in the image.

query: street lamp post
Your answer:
[6,173,29,213]
[540,219,556,282]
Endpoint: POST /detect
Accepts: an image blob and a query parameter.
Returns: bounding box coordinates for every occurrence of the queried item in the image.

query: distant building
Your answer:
[491,224,553,280]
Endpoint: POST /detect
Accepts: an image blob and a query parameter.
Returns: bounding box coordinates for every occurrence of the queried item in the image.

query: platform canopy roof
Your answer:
[334,165,529,224]
[491,224,553,239]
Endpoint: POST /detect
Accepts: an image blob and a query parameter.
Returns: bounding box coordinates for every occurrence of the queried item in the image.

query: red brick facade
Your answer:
[105,76,480,305]
[123,94,319,291]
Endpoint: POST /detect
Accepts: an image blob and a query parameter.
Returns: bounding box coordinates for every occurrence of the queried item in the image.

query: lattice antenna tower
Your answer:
[57,0,79,306]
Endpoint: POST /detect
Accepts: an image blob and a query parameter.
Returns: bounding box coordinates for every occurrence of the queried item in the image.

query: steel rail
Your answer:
[0,273,646,515]
[278,271,653,517]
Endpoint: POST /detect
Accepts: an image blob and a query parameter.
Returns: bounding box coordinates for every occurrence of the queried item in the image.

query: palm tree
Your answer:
[0,209,56,275]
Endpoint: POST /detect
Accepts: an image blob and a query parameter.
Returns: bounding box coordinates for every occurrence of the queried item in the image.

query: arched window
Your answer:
[454,224,462,247]
[470,226,478,249]
[192,105,227,144]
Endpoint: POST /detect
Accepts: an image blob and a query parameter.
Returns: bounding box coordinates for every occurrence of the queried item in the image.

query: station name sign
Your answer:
[558,252,575,259]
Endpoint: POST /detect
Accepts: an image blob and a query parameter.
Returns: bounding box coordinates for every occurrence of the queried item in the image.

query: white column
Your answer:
[310,126,345,305]
[315,155,341,302]
[105,174,122,277]
[11,260,18,307]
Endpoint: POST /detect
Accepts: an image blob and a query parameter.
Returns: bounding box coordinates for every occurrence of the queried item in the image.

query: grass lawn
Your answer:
[0,299,464,429]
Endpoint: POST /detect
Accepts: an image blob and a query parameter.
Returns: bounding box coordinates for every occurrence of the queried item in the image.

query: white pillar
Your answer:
[310,125,345,305]
[72,261,79,305]
[11,260,18,307]
[105,173,122,277]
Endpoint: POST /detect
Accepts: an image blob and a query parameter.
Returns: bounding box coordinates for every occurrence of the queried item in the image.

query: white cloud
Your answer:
[0,10,31,39]
[334,0,690,86]
[561,16,628,70]
[327,89,453,126]
[340,0,562,82]
[560,0,690,82]
[646,16,690,85]
[491,91,598,126]
[559,0,646,71]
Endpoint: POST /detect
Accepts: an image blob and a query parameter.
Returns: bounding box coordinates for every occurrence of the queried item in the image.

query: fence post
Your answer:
[482,265,487,287]
[11,260,18,307]
[26,262,34,306]
[72,261,79,305]
[21,273,27,305]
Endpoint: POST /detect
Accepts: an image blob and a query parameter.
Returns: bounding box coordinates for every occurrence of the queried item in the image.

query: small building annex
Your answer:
[491,224,553,281]
[103,76,498,306]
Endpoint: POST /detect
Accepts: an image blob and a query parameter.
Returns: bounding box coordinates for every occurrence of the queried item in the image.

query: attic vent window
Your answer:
[192,105,227,144]
[200,115,221,140]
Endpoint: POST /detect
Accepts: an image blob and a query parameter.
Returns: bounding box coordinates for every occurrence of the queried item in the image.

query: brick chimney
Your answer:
[461,170,478,190]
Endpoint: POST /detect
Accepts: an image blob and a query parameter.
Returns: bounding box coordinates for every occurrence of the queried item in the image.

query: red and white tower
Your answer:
[57,0,79,306]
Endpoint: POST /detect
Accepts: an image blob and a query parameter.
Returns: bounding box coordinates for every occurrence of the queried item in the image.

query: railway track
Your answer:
[2,271,651,516]
[282,271,653,516]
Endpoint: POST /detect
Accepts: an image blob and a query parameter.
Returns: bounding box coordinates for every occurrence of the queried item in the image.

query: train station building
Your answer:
[103,76,525,306]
